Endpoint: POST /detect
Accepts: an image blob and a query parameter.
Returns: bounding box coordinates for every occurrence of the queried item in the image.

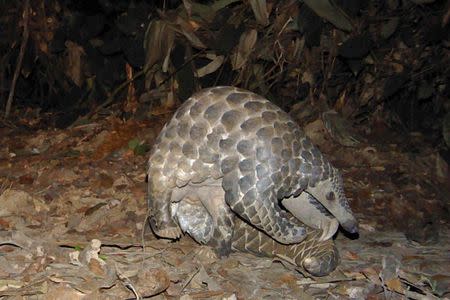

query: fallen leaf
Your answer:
[231,29,258,70]
[249,0,269,26]
[88,259,106,277]
[385,278,403,293]
[344,251,359,260]
[303,0,353,31]
[195,54,224,77]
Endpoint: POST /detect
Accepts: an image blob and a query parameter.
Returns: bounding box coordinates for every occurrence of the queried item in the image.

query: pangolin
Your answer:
[147,86,358,257]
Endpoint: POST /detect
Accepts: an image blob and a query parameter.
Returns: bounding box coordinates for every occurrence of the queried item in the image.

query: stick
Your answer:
[4,0,30,118]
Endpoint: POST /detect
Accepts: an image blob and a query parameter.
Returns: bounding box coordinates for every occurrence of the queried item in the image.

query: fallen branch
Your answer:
[4,0,30,118]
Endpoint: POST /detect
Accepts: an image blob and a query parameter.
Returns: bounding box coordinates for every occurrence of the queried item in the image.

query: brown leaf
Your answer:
[161,11,205,49]
[362,267,382,285]
[188,0,241,23]
[46,284,85,300]
[385,278,403,293]
[196,54,224,77]
[64,41,85,87]
[18,173,34,185]
[276,273,297,285]
[137,268,170,297]
[92,173,114,189]
[92,119,140,161]
[232,29,258,70]
[124,63,138,114]
[88,259,106,277]
[303,0,353,31]
[144,20,175,71]
[249,0,269,26]
[344,251,359,260]
[0,218,11,230]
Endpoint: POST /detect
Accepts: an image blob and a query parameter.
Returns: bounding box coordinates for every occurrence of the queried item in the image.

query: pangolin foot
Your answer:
[302,257,334,277]
[194,246,218,260]
[156,226,182,239]
[149,218,182,239]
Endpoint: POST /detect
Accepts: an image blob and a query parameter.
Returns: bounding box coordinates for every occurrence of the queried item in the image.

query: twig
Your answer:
[5,0,30,118]
[141,209,151,261]
[180,267,200,293]
[0,240,24,249]
[116,263,142,300]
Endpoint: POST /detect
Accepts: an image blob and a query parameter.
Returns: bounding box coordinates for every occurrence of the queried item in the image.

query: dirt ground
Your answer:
[0,113,449,299]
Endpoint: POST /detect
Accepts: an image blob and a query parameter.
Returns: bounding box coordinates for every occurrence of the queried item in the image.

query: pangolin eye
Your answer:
[326,191,335,201]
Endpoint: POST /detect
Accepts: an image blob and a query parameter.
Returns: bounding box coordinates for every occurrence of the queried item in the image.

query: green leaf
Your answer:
[134,144,150,156]
[128,138,140,150]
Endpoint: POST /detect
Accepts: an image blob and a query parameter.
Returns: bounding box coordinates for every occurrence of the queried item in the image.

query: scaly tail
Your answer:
[231,217,339,277]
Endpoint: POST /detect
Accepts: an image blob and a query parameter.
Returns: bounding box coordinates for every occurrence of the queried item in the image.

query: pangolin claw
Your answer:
[154,226,182,239]
[193,246,218,260]
[149,217,182,239]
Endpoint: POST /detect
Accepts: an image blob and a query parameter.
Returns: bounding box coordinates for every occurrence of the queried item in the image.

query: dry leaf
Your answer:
[303,0,353,31]
[231,29,258,70]
[88,259,106,277]
[385,278,403,293]
[0,189,33,217]
[195,54,224,77]
[183,0,193,16]
[144,20,175,72]
[64,41,85,87]
[249,0,269,26]
[188,0,241,23]
[136,268,170,297]
[344,251,359,260]
[322,110,362,147]
[191,266,221,291]
[169,14,206,49]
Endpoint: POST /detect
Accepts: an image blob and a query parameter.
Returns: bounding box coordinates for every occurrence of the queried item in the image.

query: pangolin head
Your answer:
[306,166,358,234]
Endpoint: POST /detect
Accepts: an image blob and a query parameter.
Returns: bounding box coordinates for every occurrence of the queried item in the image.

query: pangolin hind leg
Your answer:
[172,182,235,257]
[148,188,182,239]
[194,184,235,257]
[173,195,214,244]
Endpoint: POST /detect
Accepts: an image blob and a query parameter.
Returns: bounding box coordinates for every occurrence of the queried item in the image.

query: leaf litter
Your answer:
[0,0,449,298]
[0,111,448,299]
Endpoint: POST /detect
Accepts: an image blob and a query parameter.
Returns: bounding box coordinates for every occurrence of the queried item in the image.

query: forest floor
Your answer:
[0,112,449,299]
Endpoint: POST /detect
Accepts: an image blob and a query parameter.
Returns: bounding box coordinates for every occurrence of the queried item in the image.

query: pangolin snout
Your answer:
[341,219,358,234]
